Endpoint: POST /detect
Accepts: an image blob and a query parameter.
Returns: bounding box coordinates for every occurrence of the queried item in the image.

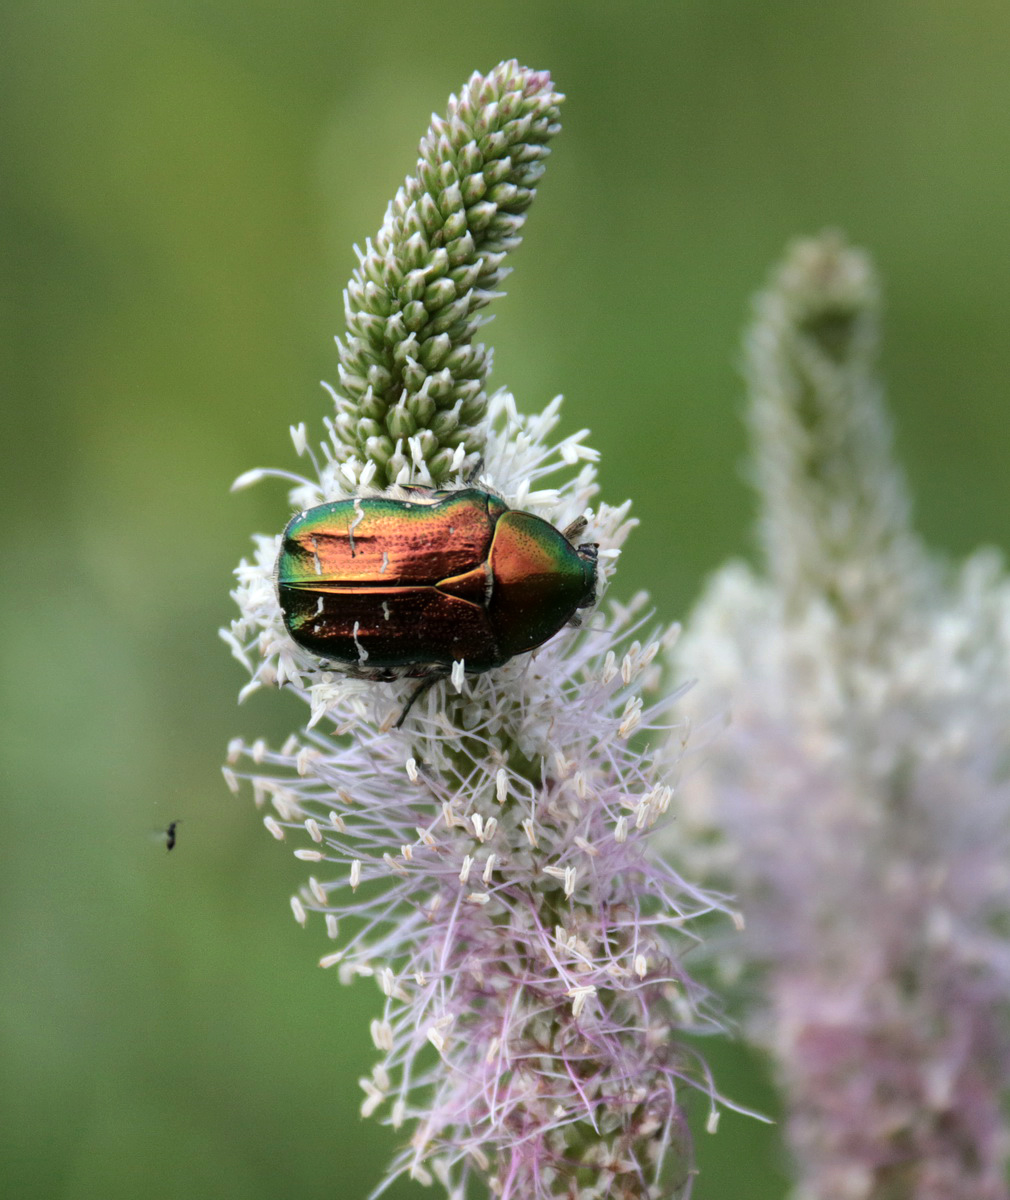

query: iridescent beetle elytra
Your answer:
[276,487,598,723]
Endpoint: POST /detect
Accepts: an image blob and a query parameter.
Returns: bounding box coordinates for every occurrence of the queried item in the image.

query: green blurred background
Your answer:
[3,2,1008,1197]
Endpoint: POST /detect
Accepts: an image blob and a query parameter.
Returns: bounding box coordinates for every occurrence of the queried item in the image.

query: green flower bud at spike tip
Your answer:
[745,232,924,633]
[332,62,563,486]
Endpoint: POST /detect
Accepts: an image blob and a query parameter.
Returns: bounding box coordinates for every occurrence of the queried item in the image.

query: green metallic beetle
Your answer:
[276,487,597,717]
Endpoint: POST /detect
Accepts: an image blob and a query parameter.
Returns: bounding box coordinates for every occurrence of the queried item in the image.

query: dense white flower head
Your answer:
[225,391,734,1199]
[674,233,1010,1200]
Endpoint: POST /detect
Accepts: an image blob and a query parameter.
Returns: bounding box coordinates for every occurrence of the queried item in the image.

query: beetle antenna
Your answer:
[394,676,442,729]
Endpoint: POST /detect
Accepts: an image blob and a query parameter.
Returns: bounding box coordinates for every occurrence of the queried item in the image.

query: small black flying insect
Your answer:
[165,820,181,851]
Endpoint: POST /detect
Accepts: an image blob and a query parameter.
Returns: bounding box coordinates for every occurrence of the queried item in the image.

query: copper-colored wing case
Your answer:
[276,489,595,674]
[277,490,503,670]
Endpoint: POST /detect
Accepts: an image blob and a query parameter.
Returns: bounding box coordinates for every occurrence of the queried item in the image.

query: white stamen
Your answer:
[230,468,267,491]
[468,1146,490,1172]
[661,621,682,650]
[370,1019,394,1051]
[348,498,364,555]
[618,697,642,738]
[426,1027,445,1053]
[451,659,466,692]
[382,851,409,878]
[567,984,596,1018]
[359,1078,384,1118]
[351,620,368,663]
[295,747,318,775]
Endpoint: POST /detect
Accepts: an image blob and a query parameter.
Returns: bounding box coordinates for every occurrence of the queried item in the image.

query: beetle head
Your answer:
[575,542,599,608]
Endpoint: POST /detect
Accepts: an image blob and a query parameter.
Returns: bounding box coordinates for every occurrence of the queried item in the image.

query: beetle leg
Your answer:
[561,515,588,542]
[394,675,443,729]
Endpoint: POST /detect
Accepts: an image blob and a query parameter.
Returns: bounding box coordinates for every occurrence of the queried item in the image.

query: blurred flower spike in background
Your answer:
[675,233,1010,1200]
[223,62,737,1200]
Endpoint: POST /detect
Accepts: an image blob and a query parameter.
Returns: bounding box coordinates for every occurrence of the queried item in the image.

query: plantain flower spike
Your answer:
[675,232,1010,1200]
[224,63,739,1200]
